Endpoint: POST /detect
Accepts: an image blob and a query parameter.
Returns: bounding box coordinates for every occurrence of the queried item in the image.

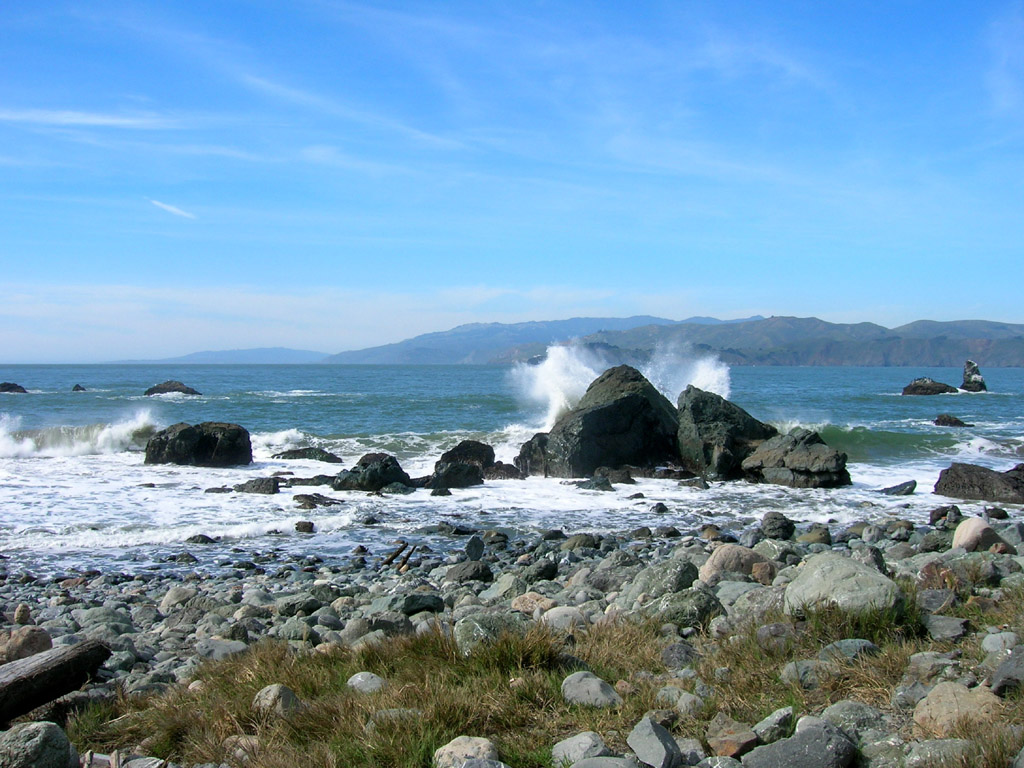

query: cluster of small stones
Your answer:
[4,504,1024,767]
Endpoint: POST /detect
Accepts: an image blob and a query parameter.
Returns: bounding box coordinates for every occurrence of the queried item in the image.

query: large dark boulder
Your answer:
[426,439,493,488]
[961,359,987,392]
[741,428,851,488]
[436,440,495,471]
[901,377,956,396]
[144,422,253,467]
[513,365,679,478]
[676,385,778,479]
[144,380,202,396]
[428,462,484,489]
[0,382,28,394]
[332,453,412,492]
[934,462,1024,504]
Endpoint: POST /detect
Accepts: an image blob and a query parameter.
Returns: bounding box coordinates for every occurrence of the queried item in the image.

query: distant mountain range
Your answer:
[115,316,1024,366]
[323,315,1024,367]
[112,347,329,364]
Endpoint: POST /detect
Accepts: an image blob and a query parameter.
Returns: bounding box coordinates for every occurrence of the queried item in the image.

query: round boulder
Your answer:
[783,553,903,618]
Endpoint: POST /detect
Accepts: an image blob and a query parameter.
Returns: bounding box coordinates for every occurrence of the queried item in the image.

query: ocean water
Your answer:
[1,353,1022,577]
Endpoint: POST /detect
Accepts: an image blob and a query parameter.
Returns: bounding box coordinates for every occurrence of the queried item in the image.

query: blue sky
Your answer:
[2,1,1023,362]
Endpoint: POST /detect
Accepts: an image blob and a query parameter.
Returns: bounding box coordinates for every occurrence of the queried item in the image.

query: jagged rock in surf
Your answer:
[961,360,987,392]
[333,453,412,492]
[425,439,492,488]
[901,377,956,396]
[144,380,202,396]
[934,462,1024,504]
[483,461,523,480]
[0,382,28,394]
[514,365,679,478]
[71,384,86,392]
[934,414,973,427]
[741,428,851,489]
[144,422,252,467]
[676,385,778,480]
[436,440,495,471]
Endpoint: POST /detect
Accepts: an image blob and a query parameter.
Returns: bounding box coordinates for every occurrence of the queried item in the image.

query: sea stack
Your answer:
[961,360,987,392]
[901,377,957,396]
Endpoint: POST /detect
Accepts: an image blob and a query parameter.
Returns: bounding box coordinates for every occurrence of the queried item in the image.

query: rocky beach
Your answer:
[2,362,1024,767]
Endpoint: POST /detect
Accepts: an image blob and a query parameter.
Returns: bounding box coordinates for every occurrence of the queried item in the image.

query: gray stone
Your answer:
[628,716,682,768]
[552,732,611,766]
[752,706,793,744]
[675,385,777,479]
[820,700,886,744]
[252,683,302,718]
[694,759,741,768]
[904,738,971,768]
[466,535,485,561]
[674,738,706,766]
[661,641,700,670]
[740,428,851,488]
[445,561,494,584]
[818,639,880,663]
[990,645,1024,696]
[620,559,699,606]
[453,613,526,655]
[480,573,527,602]
[740,716,855,768]
[644,589,724,631]
[433,736,499,768]
[981,631,1018,654]
[0,721,75,768]
[159,586,198,613]
[347,671,387,694]
[194,638,248,661]
[561,671,623,708]
[569,760,639,768]
[922,615,969,642]
[783,553,903,618]
[780,660,836,689]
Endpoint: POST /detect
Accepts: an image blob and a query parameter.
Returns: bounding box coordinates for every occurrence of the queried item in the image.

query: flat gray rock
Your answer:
[552,732,611,766]
[561,671,623,708]
[741,716,855,768]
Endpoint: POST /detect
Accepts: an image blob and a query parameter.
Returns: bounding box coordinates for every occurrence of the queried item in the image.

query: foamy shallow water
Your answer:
[1,359,1022,577]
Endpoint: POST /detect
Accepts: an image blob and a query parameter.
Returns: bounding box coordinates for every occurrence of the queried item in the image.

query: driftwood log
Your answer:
[0,639,110,724]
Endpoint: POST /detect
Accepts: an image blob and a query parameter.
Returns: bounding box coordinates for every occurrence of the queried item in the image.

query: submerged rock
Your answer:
[934,462,1024,504]
[934,414,972,427]
[676,385,778,480]
[144,422,253,467]
[961,360,987,392]
[514,365,679,478]
[901,377,957,396]
[144,380,201,396]
[272,447,343,463]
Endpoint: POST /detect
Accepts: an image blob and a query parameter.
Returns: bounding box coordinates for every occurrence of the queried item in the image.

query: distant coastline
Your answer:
[103,315,1024,367]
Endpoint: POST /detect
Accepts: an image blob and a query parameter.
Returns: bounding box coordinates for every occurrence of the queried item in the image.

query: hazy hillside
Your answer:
[114,347,329,364]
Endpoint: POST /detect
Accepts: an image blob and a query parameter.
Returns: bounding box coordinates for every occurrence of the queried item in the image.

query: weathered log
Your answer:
[0,639,110,724]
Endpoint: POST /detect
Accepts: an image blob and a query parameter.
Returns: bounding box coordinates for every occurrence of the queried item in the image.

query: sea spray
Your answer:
[0,410,156,457]
[509,342,732,430]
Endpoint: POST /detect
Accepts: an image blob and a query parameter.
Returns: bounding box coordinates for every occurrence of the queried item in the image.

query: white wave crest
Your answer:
[0,411,157,458]
[509,342,732,431]
[250,428,308,457]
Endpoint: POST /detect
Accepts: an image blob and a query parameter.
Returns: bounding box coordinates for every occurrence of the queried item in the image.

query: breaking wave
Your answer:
[0,411,158,457]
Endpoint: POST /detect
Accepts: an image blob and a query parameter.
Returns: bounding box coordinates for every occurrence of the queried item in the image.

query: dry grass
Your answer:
[66,583,1024,767]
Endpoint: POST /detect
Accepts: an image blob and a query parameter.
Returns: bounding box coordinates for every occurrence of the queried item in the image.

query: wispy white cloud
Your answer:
[987,6,1024,114]
[149,199,197,219]
[0,108,175,129]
